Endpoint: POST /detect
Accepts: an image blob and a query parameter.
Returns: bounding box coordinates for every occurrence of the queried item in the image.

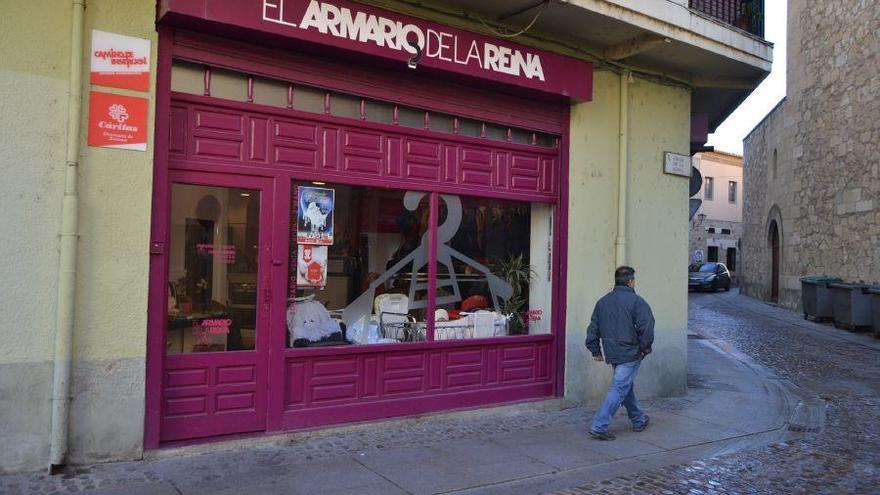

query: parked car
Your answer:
[688,262,731,292]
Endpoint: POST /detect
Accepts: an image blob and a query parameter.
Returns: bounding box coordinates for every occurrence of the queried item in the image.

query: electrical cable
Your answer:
[475,0,549,39]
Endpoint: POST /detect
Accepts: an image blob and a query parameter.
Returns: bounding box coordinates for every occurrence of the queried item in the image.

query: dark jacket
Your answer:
[585,285,655,365]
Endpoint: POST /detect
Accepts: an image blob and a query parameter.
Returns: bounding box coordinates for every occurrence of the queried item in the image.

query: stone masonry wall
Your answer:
[741,1,880,309]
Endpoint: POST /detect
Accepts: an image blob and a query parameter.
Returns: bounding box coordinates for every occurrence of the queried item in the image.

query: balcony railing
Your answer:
[689,0,765,38]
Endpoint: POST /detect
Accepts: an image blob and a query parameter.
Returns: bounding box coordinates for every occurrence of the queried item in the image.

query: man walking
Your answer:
[585,266,654,440]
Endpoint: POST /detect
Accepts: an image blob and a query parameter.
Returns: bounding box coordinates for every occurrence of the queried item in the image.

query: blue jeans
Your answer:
[591,358,647,433]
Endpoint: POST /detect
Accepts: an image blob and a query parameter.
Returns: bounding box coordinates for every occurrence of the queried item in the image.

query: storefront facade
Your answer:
[147,0,590,445]
[2,0,773,474]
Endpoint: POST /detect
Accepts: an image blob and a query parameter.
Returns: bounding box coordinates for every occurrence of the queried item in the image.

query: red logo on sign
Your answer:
[306,262,323,283]
[87,91,148,151]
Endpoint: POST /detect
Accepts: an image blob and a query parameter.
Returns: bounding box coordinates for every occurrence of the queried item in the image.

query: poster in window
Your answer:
[297,245,328,287]
[296,186,335,245]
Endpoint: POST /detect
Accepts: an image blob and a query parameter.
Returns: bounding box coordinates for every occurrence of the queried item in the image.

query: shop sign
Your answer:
[159,0,593,99]
[663,151,692,177]
[90,30,151,92]
[297,245,328,287]
[196,243,236,263]
[296,186,335,245]
[194,318,232,345]
[87,91,148,151]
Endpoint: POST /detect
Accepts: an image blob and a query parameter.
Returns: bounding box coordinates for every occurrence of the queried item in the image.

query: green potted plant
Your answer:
[495,253,536,335]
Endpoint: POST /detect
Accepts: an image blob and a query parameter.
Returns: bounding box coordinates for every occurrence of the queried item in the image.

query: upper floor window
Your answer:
[728,181,737,203]
[704,177,714,201]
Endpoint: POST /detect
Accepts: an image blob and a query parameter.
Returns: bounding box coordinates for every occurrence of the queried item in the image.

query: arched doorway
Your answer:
[769,220,780,303]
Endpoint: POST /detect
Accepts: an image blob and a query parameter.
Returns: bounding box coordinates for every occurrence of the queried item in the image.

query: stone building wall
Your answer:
[741,1,880,309]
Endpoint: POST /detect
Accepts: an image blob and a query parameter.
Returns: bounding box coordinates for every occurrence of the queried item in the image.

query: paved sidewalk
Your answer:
[1,329,807,495]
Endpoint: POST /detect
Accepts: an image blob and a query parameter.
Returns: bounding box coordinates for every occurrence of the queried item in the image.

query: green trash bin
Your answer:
[800,276,842,322]
[829,283,873,331]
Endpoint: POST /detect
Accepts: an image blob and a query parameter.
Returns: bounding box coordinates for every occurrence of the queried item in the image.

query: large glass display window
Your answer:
[285,181,554,349]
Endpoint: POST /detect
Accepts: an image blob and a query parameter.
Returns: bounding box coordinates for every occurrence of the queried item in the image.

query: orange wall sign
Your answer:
[88,91,149,151]
[90,30,151,92]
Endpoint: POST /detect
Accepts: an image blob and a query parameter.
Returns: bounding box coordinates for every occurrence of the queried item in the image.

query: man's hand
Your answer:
[592,355,604,362]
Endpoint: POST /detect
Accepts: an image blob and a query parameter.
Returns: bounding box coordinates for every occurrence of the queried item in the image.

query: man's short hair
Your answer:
[615,266,635,286]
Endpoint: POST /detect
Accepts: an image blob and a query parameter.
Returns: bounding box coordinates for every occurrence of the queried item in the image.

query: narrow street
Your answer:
[555,290,880,494]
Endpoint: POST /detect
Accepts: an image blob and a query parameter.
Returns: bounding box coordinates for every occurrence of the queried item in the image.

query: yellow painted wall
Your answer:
[0,2,71,365]
[0,0,156,473]
[566,71,690,403]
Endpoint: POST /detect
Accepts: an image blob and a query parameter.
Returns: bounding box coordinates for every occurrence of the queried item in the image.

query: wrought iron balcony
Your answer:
[689,0,765,38]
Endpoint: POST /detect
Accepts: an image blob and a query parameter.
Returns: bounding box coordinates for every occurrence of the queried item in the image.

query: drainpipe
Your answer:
[615,70,630,266]
[49,0,86,473]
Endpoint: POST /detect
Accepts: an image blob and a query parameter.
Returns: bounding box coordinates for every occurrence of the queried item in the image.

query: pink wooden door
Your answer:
[160,172,273,442]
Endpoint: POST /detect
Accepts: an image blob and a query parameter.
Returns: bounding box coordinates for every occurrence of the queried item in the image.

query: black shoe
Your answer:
[589,429,616,441]
[632,415,650,432]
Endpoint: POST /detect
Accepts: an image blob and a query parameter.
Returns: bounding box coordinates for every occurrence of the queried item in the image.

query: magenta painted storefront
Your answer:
[145,0,592,448]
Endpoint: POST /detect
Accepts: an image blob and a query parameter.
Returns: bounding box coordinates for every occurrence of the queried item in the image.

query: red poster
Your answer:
[87,91,148,151]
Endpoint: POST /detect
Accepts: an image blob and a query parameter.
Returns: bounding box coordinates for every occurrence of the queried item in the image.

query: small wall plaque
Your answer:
[664,152,691,177]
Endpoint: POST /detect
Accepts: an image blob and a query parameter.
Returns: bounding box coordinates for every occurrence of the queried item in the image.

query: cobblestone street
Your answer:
[551,291,880,495]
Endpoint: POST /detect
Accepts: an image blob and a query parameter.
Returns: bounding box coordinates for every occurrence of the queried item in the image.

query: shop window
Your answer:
[209,67,250,102]
[292,84,327,114]
[485,123,508,142]
[365,100,396,124]
[511,128,533,145]
[330,92,362,119]
[167,184,261,353]
[537,133,557,148]
[438,195,552,337]
[397,105,425,129]
[252,78,289,107]
[428,113,454,133]
[287,182,431,347]
[457,118,481,137]
[286,182,553,348]
[170,60,205,95]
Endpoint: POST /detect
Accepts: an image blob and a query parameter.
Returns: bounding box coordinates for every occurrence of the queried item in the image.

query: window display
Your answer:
[435,194,553,338]
[287,183,430,347]
[286,182,553,348]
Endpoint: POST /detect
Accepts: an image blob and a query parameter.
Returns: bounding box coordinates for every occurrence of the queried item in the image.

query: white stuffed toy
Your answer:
[287,299,341,344]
